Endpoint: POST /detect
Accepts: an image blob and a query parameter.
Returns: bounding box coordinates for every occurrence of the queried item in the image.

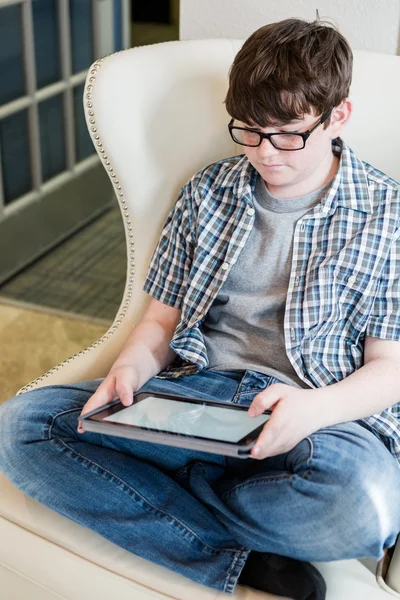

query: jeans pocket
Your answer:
[232,372,282,405]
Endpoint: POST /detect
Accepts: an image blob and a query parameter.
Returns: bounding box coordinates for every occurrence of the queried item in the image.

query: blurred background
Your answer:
[0,0,179,400]
[0,0,399,401]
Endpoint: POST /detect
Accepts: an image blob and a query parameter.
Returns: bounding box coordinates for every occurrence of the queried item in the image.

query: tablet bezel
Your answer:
[79,391,271,449]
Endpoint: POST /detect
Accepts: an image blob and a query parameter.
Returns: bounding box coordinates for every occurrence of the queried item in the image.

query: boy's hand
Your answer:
[247,383,322,459]
[77,364,139,433]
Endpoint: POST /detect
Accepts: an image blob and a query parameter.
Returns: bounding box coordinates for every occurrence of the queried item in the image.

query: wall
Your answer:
[180,0,400,55]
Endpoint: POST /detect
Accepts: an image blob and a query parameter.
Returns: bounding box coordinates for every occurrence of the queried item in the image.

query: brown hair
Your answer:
[225,18,353,128]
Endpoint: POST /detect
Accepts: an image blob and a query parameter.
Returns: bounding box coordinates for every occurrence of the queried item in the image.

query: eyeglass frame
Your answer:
[228,106,334,151]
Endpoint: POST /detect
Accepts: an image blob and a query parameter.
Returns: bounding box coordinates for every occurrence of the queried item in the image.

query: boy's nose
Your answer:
[256,137,281,158]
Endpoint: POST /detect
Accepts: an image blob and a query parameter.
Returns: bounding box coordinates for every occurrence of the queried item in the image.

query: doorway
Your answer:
[0,0,130,285]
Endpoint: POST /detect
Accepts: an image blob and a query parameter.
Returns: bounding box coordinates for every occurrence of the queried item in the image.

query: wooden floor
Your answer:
[0,303,107,404]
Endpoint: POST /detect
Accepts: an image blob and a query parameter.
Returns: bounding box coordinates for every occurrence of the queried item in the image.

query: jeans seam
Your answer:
[175,464,191,482]
[237,387,267,395]
[221,473,293,499]
[39,383,101,393]
[175,455,228,481]
[235,375,280,397]
[50,421,240,556]
[222,437,315,499]
[223,548,250,594]
[48,407,83,439]
[231,372,252,403]
[306,435,314,468]
[209,372,275,403]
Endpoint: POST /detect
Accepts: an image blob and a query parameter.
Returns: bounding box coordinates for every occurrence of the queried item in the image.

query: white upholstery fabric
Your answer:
[387,543,400,595]
[1,39,400,599]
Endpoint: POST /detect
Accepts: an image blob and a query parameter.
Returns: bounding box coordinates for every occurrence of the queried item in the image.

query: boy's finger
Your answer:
[77,378,116,434]
[80,378,115,417]
[115,382,135,406]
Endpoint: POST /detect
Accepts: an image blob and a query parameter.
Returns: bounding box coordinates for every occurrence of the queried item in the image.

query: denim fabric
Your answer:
[1,368,400,594]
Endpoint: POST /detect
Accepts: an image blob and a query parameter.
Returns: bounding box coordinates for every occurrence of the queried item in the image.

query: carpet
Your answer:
[0,303,107,403]
[0,207,126,324]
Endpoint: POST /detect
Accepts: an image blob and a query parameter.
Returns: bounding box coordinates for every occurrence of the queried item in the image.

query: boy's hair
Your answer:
[225,18,353,128]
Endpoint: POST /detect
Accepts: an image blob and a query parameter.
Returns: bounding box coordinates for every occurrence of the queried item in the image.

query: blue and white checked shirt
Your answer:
[143,138,400,462]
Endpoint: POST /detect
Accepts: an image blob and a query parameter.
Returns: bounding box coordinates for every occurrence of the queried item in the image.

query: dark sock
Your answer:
[238,551,326,600]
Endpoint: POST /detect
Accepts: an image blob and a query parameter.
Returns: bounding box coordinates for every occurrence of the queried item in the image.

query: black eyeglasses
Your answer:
[228,107,334,151]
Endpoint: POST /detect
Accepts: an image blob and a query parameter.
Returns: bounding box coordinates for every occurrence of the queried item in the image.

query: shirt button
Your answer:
[222,262,229,270]
[291,327,296,341]
[300,223,306,232]
[247,207,255,216]
[348,275,356,285]
[295,276,300,286]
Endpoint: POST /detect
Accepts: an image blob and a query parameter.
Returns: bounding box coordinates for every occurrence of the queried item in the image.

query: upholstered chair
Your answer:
[1,39,400,599]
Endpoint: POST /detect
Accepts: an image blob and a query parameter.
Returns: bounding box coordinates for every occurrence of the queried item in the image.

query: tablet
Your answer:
[79,391,272,458]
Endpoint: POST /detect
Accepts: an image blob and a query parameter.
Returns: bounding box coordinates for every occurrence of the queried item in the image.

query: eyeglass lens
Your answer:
[231,128,304,150]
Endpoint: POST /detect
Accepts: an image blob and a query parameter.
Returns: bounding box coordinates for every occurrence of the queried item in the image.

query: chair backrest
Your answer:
[85,39,239,331]
[87,39,400,326]
[19,39,400,390]
[341,49,400,181]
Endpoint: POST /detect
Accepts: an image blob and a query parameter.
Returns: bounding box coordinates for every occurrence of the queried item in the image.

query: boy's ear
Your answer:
[329,99,352,138]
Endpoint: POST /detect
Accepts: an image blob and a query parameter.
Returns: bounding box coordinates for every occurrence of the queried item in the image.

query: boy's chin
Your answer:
[257,164,289,179]
[259,169,292,185]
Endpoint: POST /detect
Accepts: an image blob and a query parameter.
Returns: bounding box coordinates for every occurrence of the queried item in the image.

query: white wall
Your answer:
[180,0,400,55]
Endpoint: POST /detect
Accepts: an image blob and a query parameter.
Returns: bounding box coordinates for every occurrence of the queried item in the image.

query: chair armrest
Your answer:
[376,540,400,597]
[387,539,400,595]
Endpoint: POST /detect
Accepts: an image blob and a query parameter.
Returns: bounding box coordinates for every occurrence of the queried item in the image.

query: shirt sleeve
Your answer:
[366,231,400,340]
[142,182,195,309]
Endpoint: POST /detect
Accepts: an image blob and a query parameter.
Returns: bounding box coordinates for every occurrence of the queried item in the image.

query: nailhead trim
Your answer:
[18,51,135,395]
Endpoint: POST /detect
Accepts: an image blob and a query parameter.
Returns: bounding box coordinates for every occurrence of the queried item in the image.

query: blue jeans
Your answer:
[1,368,400,593]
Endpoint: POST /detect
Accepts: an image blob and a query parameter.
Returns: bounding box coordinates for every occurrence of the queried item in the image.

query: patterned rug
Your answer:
[0,207,126,324]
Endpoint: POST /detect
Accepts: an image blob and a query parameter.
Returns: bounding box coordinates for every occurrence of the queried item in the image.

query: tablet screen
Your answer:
[102,395,271,443]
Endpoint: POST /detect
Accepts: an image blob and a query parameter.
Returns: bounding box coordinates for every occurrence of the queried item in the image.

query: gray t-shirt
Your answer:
[200,175,331,388]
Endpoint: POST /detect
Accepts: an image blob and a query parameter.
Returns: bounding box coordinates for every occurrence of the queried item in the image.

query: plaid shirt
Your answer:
[143,138,400,462]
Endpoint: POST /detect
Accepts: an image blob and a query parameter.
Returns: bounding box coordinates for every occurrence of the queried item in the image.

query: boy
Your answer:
[1,18,400,600]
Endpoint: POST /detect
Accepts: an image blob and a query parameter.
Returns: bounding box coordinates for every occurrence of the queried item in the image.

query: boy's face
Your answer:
[238,103,350,198]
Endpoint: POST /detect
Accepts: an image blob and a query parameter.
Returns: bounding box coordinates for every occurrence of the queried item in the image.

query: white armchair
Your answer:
[1,39,400,600]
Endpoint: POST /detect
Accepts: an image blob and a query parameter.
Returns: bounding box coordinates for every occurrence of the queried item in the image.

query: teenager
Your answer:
[2,18,400,600]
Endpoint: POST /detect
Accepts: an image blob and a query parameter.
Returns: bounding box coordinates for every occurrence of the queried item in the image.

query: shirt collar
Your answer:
[212,138,373,215]
[212,154,256,196]
[322,138,373,215]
